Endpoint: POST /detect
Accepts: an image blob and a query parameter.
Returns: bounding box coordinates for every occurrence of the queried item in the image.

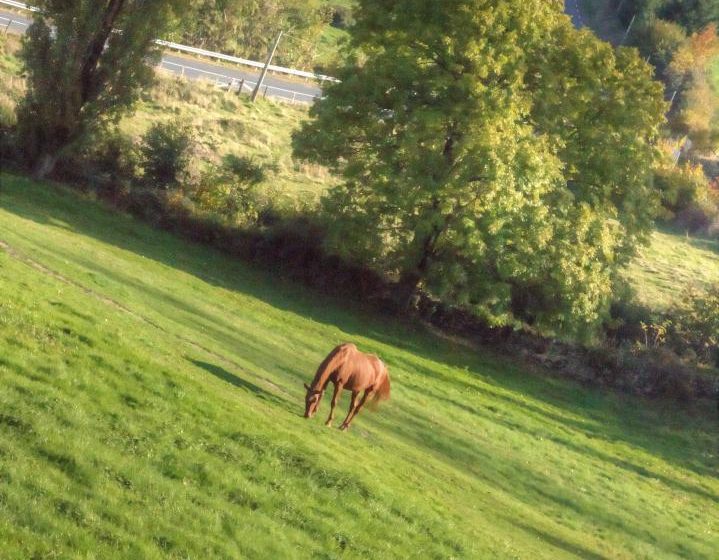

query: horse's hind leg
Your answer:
[339,391,360,431]
[340,390,372,431]
[325,382,343,427]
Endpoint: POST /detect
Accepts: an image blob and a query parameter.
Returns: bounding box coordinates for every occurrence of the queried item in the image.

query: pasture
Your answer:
[624,229,719,312]
[0,173,717,558]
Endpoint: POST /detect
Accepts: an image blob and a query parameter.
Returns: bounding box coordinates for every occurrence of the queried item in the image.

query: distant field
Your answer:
[624,230,719,312]
[0,173,717,558]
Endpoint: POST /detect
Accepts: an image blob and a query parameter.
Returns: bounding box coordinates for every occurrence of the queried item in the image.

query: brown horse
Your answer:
[304,343,390,431]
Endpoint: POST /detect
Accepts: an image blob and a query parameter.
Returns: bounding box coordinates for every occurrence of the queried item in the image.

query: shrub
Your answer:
[654,162,715,225]
[330,5,354,29]
[191,155,271,224]
[84,128,139,183]
[634,19,687,76]
[139,120,193,190]
[672,285,719,365]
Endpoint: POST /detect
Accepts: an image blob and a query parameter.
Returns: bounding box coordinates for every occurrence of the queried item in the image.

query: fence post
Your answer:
[4,19,13,34]
[291,92,296,104]
[263,85,269,99]
[237,78,245,96]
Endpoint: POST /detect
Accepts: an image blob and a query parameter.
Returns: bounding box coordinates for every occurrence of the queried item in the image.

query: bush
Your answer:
[633,19,687,76]
[83,128,139,183]
[191,155,271,224]
[330,5,354,29]
[654,162,715,225]
[672,285,719,365]
[139,120,193,190]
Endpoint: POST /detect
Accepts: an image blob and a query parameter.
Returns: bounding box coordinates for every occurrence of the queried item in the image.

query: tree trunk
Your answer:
[32,153,59,180]
[80,0,126,103]
[395,271,422,312]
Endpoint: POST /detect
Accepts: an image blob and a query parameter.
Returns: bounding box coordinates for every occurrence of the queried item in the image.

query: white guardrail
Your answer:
[0,0,338,83]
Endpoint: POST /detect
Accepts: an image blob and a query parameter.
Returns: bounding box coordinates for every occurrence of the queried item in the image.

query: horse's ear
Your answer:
[304,383,310,391]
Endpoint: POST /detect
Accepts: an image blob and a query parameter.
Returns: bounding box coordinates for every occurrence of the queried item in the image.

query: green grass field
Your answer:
[624,230,719,312]
[0,173,717,558]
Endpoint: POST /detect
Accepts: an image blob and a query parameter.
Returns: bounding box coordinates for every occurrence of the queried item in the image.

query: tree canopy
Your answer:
[294,0,666,335]
[17,0,183,177]
[619,0,719,32]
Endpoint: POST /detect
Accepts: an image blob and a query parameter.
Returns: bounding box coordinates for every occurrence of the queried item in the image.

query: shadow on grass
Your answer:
[189,359,290,409]
[1,175,717,481]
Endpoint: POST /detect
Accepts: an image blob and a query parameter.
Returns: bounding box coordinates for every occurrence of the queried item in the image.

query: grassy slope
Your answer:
[125,77,333,206]
[0,173,717,559]
[624,230,719,311]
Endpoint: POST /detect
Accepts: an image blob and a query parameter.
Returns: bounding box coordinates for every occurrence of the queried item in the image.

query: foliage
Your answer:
[82,128,139,183]
[635,18,687,75]
[139,120,193,189]
[672,284,719,363]
[191,155,271,223]
[16,0,184,178]
[329,4,355,29]
[294,0,665,335]
[654,161,713,220]
[618,0,719,32]
[168,0,332,70]
[0,172,717,557]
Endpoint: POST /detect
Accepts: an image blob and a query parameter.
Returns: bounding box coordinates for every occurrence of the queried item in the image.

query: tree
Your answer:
[667,25,719,146]
[619,0,719,32]
[294,0,665,335]
[17,0,183,178]
[140,120,193,190]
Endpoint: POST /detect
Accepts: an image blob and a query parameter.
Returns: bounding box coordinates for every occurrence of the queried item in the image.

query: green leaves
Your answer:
[17,0,185,175]
[294,0,665,336]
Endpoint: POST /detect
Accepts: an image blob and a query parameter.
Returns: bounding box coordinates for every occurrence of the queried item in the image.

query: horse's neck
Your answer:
[311,368,333,391]
[311,346,348,390]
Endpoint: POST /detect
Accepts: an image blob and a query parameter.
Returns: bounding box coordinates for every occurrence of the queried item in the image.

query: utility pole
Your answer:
[620,14,635,45]
[251,31,283,102]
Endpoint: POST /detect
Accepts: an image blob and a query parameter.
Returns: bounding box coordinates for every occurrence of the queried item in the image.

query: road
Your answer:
[2,3,586,103]
[0,9,322,104]
[565,0,584,28]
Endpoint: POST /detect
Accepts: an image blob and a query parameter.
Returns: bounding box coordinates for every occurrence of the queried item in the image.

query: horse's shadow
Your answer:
[189,359,290,410]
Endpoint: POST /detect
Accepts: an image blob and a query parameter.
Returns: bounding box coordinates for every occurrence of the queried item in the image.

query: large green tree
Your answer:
[17,0,182,177]
[294,0,665,335]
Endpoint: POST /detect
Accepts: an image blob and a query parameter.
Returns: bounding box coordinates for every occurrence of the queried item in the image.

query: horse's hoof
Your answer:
[339,424,348,431]
[325,422,332,427]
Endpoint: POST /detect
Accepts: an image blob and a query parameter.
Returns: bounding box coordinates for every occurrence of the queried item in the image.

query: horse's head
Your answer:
[303,383,323,418]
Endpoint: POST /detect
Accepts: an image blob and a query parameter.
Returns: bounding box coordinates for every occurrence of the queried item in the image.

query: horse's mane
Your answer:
[310,343,354,391]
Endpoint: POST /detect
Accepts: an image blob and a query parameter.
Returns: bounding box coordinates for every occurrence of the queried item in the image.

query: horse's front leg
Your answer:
[325,382,343,427]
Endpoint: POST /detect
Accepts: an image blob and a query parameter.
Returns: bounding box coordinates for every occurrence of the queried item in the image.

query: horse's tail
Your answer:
[373,367,391,403]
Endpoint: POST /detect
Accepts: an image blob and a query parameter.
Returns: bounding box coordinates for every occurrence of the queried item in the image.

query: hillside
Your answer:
[625,230,719,312]
[0,173,717,558]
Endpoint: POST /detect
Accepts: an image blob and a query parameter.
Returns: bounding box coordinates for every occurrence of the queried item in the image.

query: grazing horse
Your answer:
[304,343,391,431]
